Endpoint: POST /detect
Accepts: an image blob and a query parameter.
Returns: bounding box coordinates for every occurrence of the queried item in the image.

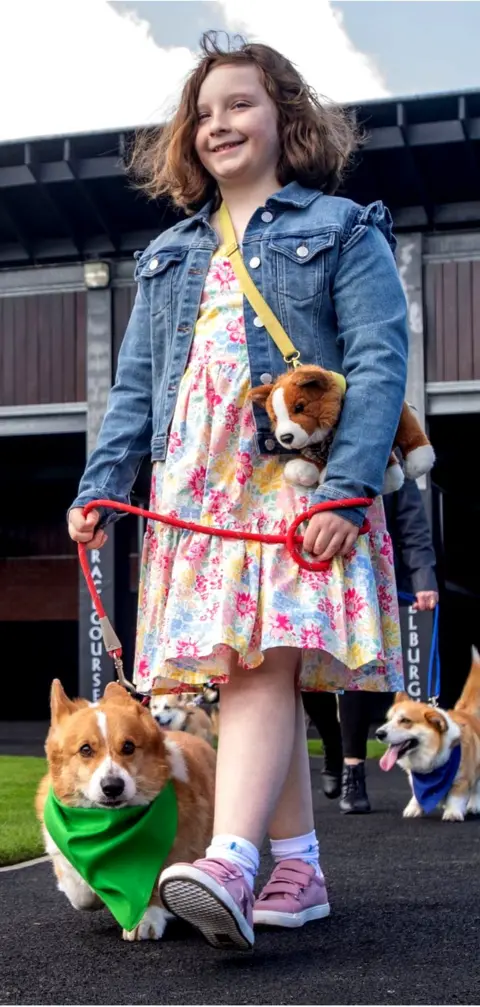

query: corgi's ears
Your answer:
[50,679,85,721]
[248,384,273,406]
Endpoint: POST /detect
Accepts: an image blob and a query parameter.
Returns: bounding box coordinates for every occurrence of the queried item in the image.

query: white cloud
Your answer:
[0,0,388,143]
[219,0,389,103]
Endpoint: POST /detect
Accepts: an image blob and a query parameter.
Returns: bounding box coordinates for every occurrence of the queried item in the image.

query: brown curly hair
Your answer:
[128,31,362,212]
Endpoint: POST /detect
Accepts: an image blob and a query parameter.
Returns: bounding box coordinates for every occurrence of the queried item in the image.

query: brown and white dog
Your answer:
[376,647,480,821]
[150,691,217,746]
[35,680,216,940]
[249,365,435,493]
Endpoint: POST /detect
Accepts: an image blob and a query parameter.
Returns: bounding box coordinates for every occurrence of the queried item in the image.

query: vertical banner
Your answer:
[399,605,433,702]
[78,286,115,701]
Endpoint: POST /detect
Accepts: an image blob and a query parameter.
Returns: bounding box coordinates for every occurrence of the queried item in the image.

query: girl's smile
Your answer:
[195,64,279,186]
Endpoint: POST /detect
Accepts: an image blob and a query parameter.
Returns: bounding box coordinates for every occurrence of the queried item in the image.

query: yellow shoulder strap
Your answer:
[218,202,300,366]
[217,201,346,395]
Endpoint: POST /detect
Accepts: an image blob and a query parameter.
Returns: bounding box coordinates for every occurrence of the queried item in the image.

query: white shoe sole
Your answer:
[159,864,254,952]
[253,902,331,928]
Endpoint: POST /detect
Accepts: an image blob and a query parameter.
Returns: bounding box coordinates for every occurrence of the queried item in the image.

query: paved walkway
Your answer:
[0,761,479,1005]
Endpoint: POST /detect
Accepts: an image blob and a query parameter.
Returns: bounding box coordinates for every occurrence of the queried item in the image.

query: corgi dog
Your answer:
[150,692,216,746]
[249,364,435,494]
[376,647,480,822]
[35,680,216,940]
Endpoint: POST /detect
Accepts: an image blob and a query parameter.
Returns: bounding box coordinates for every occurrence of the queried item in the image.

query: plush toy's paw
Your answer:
[404,444,435,480]
[122,905,171,941]
[383,464,405,494]
[284,458,320,487]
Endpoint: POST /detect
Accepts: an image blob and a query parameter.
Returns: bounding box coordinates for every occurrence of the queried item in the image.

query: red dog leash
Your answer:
[78,497,372,694]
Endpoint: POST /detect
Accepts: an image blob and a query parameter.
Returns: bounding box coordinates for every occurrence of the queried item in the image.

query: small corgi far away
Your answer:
[376,647,480,822]
[35,680,216,941]
[150,689,218,746]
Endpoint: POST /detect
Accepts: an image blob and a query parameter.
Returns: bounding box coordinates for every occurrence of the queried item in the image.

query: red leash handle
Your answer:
[78,496,372,684]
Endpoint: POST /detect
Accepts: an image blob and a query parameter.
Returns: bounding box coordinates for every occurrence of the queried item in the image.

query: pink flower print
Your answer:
[206,375,222,411]
[211,260,236,290]
[200,601,220,623]
[195,574,209,600]
[270,612,293,639]
[344,588,366,619]
[235,591,257,618]
[168,431,182,455]
[226,317,246,343]
[225,403,240,433]
[188,465,206,504]
[380,534,394,564]
[136,656,150,680]
[208,568,224,591]
[300,625,325,650]
[244,408,256,431]
[378,584,393,614]
[236,451,253,485]
[207,489,228,516]
[184,538,209,562]
[317,597,337,631]
[176,639,200,658]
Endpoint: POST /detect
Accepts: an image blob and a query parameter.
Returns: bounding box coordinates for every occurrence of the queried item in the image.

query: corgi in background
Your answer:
[376,647,480,822]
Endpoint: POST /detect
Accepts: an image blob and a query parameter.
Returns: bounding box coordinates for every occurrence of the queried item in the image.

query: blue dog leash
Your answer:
[398,590,440,705]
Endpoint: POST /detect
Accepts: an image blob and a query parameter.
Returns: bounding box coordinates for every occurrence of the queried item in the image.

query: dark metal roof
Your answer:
[1,88,480,268]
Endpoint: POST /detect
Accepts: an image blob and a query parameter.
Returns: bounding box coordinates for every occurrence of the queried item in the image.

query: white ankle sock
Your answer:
[270,830,323,878]
[205,833,259,891]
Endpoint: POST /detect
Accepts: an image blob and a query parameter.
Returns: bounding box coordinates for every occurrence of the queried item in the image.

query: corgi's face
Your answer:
[150,693,189,729]
[46,680,170,808]
[377,694,461,774]
[249,366,343,451]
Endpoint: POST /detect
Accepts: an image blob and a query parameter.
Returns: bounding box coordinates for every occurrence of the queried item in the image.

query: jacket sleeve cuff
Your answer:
[310,484,370,529]
[67,491,130,530]
[411,567,438,595]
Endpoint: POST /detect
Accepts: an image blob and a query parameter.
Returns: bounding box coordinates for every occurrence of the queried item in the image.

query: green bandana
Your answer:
[43,782,178,932]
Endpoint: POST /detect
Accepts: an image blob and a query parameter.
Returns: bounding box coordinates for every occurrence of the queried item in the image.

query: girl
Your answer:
[68,34,408,952]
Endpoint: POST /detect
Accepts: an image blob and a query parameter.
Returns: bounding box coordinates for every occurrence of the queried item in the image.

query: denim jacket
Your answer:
[71,181,408,527]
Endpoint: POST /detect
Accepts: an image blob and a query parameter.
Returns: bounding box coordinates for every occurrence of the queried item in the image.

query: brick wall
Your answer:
[0,557,78,621]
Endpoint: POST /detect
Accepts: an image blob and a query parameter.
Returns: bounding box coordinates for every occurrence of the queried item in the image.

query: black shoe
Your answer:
[339,763,371,814]
[321,766,342,799]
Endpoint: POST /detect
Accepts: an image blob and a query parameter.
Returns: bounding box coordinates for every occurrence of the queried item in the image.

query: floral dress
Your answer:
[133,251,404,695]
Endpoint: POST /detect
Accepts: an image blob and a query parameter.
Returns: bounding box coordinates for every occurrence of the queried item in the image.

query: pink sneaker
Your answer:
[253,859,330,928]
[159,857,254,951]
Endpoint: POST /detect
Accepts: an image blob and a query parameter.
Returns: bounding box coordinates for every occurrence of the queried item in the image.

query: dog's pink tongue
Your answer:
[379,745,400,772]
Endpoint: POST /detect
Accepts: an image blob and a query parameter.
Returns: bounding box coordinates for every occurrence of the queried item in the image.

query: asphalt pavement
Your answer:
[1,761,479,1006]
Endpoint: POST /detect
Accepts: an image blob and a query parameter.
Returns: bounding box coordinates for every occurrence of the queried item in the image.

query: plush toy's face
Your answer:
[249,366,343,450]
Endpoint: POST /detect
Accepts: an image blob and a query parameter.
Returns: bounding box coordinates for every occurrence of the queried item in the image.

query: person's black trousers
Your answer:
[302,690,378,762]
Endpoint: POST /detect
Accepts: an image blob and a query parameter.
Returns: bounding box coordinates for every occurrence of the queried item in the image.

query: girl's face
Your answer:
[195,63,280,189]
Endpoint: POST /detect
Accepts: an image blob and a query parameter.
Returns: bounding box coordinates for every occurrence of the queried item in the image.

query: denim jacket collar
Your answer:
[176,181,323,233]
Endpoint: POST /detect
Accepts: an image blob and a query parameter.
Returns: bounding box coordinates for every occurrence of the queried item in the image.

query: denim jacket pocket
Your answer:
[268,230,337,304]
[138,248,189,317]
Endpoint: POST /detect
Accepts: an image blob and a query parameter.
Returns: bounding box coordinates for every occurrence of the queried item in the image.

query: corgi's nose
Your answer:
[101,776,125,800]
[376,728,387,741]
[280,433,294,445]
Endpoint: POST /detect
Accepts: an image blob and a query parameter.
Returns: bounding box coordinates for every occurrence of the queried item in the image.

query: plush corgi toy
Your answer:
[249,365,435,493]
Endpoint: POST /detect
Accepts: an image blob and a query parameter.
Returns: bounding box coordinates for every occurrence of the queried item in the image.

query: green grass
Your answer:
[307,738,386,760]
[0,757,47,867]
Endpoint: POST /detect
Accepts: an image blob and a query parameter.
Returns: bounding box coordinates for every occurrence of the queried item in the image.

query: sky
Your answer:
[0,0,479,143]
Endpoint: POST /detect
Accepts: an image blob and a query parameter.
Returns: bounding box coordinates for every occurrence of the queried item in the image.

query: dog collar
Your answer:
[411,744,461,815]
[43,780,178,932]
[328,371,346,395]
